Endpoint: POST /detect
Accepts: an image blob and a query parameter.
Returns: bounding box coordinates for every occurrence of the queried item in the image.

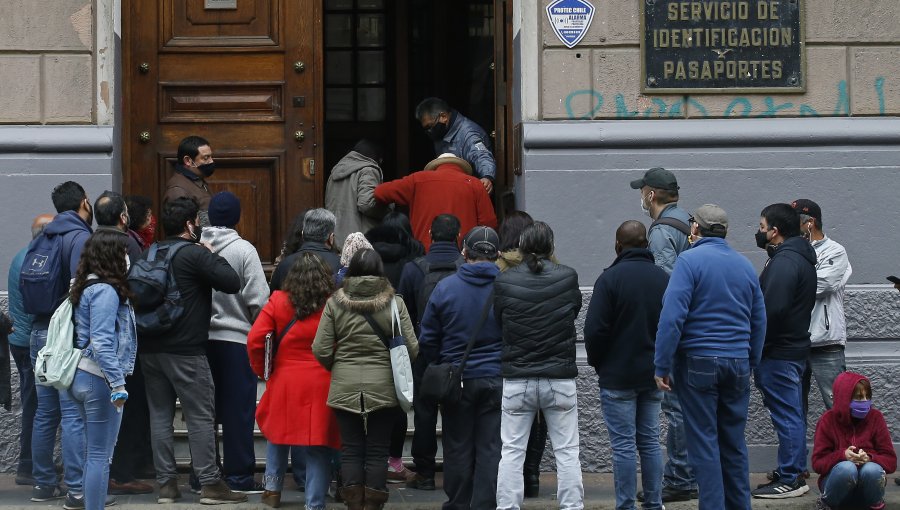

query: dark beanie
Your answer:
[208,191,241,228]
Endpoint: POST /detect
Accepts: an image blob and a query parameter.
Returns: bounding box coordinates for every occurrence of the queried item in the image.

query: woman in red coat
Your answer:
[811,371,896,510]
[248,253,341,509]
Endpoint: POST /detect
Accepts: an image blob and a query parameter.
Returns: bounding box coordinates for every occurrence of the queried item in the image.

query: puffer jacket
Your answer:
[809,236,852,347]
[325,151,387,248]
[312,276,418,415]
[493,260,582,379]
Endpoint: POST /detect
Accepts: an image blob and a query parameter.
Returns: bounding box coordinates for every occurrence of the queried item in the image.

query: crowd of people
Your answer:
[0,125,896,510]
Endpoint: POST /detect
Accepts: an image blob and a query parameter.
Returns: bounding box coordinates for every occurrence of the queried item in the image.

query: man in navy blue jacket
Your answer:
[419,226,502,510]
[655,204,767,510]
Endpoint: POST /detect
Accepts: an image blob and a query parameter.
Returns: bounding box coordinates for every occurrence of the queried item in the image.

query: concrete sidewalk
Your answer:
[1,473,897,509]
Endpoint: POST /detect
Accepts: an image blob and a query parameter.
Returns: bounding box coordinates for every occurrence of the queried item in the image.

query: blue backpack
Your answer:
[127,241,190,335]
[20,233,69,316]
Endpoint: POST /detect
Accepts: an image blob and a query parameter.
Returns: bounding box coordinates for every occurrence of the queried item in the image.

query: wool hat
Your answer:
[630,167,679,191]
[463,226,500,258]
[692,204,728,233]
[791,199,822,223]
[208,191,241,228]
[341,232,374,266]
[424,153,473,175]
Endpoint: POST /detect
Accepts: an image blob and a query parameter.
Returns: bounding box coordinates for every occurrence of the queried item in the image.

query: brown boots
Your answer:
[261,490,281,508]
[339,485,389,510]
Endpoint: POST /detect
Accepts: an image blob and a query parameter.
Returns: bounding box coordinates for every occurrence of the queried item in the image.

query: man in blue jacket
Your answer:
[751,203,817,500]
[419,226,503,510]
[654,204,767,510]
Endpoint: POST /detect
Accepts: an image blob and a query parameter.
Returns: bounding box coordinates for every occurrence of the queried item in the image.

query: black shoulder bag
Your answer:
[419,291,494,405]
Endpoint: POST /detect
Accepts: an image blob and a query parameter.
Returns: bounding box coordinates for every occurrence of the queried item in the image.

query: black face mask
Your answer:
[196,162,216,178]
[426,120,448,142]
[189,223,203,243]
[755,230,770,250]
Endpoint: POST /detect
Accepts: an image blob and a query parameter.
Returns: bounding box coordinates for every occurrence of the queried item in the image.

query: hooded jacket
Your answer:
[32,211,92,324]
[374,163,497,251]
[419,262,503,380]
[325,151,387,247]
[365,225,417,290]
[812,372,897,484]
[759,235,818,360]
[494,259,581,379]
[202,227,269,345]
[312,276,418,415]
[808,236,852,347]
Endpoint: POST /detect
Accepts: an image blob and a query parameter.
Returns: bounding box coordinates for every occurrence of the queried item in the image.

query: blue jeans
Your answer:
[10,344,36,476]
[674,355,752,510]
[496,378,584,510]
[265,444,334,509]
[68,370,123,510]
[30,328,84,494]
[660,380,695,491]
[822,461,886,507]
[754,357,807,484]
[600,388,663,510]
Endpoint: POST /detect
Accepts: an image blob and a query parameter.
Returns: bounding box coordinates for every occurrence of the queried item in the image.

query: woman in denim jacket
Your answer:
[68,230,137,510]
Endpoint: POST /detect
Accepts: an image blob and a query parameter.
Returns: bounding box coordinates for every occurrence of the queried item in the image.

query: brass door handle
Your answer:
[294,130,305,142]
[139,62,150,74]
[139,131,151,143]
[293,61,305,73]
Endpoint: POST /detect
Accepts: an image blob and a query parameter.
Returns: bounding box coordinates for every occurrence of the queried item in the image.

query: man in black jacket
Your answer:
[138,197,247,505]
[269,208,341,291]
[584,220,670,510]
[751,203,817,500]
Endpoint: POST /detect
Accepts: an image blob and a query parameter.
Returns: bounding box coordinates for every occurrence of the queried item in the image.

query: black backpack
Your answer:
[414,256,464,323]
[127,241,191,335]
[20,232,69,316]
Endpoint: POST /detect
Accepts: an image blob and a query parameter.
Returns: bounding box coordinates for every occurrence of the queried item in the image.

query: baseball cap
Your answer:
[791,199,822,222]
[463,226,499,258]
[629,167,679,191]
[692,204,728,233]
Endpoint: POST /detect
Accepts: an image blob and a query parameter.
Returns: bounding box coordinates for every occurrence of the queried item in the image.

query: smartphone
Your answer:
[887,276,900,285]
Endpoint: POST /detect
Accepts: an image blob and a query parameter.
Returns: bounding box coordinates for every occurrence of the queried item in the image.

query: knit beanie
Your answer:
[208,191,241,228]
[341,232,374,266]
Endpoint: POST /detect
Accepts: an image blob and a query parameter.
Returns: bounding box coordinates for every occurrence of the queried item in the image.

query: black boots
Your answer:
[523,412,548,498]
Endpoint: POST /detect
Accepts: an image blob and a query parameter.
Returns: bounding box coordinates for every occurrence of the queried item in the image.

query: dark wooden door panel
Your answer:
[163,0,282,49]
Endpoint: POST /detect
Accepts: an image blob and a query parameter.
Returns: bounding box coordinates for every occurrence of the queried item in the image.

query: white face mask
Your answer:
[640,191,653,217]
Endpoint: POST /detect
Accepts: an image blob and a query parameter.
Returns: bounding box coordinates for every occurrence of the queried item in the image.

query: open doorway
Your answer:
[322,0,501,185]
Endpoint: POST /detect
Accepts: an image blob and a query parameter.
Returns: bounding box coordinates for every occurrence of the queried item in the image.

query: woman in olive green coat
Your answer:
[312,249,418,510]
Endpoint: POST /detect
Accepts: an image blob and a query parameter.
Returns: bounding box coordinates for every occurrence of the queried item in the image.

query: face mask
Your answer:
[137,216,156,247]
[84,200,94,226]
[755,229,770,250]
[640,191,653,217]
[195,161,216,178]
[189,223,203,242]
[850,399,872,419]
[426,120,448,142]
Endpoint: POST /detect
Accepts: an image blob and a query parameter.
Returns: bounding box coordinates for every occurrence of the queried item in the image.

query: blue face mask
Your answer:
[850,399,872,419]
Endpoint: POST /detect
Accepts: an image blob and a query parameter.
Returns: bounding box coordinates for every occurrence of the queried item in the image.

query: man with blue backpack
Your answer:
[19,181,94,503]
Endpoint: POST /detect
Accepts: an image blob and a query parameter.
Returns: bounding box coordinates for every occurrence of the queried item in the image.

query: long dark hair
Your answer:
[282,253,335,319]
[345,248,385,279]
[70,230,131,305]
[381,211,424,257]
[519,221,555,274]
[498,211,534,252]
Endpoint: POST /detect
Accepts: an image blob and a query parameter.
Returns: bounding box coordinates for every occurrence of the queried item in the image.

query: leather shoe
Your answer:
[108,479,154,495]
[405,474,435,490]
[637,486,694,502]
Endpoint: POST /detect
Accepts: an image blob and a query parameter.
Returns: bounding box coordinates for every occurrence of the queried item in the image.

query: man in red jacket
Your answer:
[374,154,497,251]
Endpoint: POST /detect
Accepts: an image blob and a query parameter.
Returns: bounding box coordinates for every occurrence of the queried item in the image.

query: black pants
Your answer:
[389,407,407,458]
[10,344,36,477]
[411,356,439,478]
[334,407,395,490]
[109,352,153,482]
[441,376,502,510]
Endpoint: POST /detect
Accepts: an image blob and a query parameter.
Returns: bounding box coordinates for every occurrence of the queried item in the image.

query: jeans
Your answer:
[803,345,845,413]
[10,344,36,476]
[141,353,220,486]
[265,444,334,509]
[30,328,84,494]
[496,378,583,510]
[207,340,258,489]
[411,356,439,478]
[822,461,886,507]
[600,388,663,510]
[292,447,307,486]
[674,355,752,510]
[110,352,152,483]
[69,370,123,510]
[441,376,502,510]
[754,357,807,484]
[334,407,395,490]
[660,379,695,491]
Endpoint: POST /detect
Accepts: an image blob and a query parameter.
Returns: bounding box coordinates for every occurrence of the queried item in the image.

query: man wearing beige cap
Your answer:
[654,204,767,510]
[374,153,497,251]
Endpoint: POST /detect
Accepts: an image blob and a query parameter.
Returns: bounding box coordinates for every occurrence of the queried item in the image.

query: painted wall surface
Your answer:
[539,0,900,120]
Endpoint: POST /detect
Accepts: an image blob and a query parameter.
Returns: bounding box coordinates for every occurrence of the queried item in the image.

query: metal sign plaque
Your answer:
[546,0,596,49]
[205,0,237,9]
[641,0,804,94]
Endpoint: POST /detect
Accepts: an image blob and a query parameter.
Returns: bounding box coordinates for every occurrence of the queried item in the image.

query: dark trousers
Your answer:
[10,344,36,476]
[411,357,439,478]
[207,340,259,489]
[441,376,502,510]
[389,408,407,458]
[110,352,153,482]
[334,407,395,490]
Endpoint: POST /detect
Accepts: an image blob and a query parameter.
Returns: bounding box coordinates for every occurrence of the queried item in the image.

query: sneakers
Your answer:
[406,474,436,490]
[199,479,249,505]
[157,478,182,504]
[63,493,118,509]
[751,477,810,499]
[230,480,265,494]
[386,463,414,483]
[31,485,64,502]
[15,472,35,486]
